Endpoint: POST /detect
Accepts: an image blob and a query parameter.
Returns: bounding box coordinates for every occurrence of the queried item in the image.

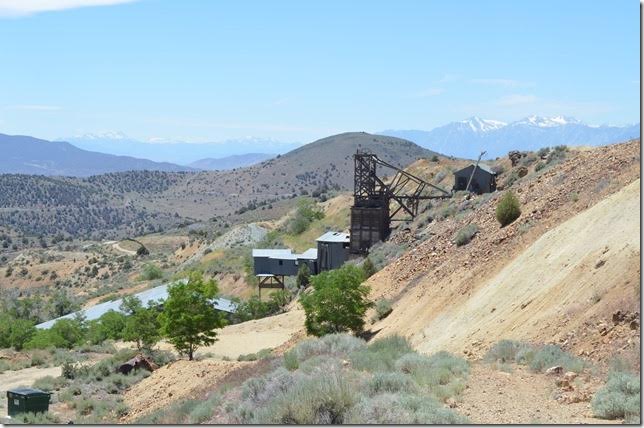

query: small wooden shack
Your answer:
[453,163,497,194]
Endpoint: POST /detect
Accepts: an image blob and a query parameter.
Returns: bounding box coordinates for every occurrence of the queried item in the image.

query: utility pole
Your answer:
[465,150,487,193]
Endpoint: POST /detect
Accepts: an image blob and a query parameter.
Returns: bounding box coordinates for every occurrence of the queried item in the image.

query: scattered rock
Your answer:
[545,366,564,375]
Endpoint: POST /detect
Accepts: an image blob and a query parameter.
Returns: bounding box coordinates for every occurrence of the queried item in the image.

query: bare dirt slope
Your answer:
[0,366,61,397]
[367,140,640,361]
[458,363,618,424]
[122,359,247,422]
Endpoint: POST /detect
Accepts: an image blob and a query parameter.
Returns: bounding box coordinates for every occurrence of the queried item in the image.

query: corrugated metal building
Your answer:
[316,231,350,271]
[453,163,497,194]
[252,248,318,276]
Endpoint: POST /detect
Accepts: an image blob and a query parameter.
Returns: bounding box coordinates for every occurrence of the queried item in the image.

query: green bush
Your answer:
[592,370,640,421]
[238,348,272,361]
[301,265,371,336]
[283,350,299,371]
[454,224,478,246]
[373,299,393,321]
[287,199,324,235]
[139,263,163,281]
[495,191,521,227]
[484,340,532,364]
[8,411,61,424]
[188,394,221,423]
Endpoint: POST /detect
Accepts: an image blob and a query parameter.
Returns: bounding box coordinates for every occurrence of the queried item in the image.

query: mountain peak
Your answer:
[460,116,507,132]
[515,115,582,128]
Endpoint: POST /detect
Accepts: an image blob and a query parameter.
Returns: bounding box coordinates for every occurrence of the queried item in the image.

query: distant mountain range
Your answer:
[381,116,640,159]
[61,133,300,165]
[188,153,275,170]
[0,134,194,176]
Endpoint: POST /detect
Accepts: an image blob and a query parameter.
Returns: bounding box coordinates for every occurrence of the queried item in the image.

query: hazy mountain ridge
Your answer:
[63,133,300,164]
[189,153,275,170]
[0,134,194,176]
[381,116,640,159]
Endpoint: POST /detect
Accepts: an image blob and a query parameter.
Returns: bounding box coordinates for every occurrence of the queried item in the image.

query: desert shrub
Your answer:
[361,257,377,278]
[484,340,533,364]
[240,367,296,405]
[592,370,640,421]
[372,299,393,321]
[547,145,568,164]
[495,191,521,227]
[350,335,413,372]
[534,161,546,172]
[395,351,469,400]
[238,348,272,362]
[250,371,357,424]
[291,334,366,364]
[528,344,585,373]
[454,224,478,246]
[347,392,468,424]
[9,411,61,424]
[32,375,67,392]
[139,263,163,281]
[283,350,299,371]
[537,147,550,158]
[368,241,408,271]
[367,372,418,396]
[188,394,221,423]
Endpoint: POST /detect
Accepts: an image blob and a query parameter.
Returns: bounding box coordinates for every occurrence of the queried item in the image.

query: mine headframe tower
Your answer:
[350,151,451,254]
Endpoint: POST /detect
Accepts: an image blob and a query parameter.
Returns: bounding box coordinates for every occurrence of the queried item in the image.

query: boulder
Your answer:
[545,366,564,375]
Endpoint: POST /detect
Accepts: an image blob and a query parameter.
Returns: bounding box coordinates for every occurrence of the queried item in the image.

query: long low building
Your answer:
[252,248,318,276]
[36,280,237,330]
[252,231,350,277]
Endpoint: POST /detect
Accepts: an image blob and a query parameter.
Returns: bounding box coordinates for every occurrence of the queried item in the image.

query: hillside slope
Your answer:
[366,139,640,362]
[0,134,193,176]
[0,132,435,238]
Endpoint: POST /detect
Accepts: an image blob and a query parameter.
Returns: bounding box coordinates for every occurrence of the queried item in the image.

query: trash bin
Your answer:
[7,388,51,417]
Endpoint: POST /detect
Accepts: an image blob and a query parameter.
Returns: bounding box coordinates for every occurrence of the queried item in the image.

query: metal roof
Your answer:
[298,248,318,259]
[252,248,317,261]
[35,280,237,329]
[316,231,350,243]
[252,248,294,258]
[457,163,495,175]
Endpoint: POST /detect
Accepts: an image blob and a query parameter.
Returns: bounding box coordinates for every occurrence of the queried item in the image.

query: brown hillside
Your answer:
[365,139,640,364]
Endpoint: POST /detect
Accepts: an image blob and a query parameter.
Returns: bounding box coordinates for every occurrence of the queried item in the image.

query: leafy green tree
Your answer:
[28,318,86,349]
[267,289,291,313]
[120,297,161,350]
[362,257,377,278]
[300,264,372,336]
[139,263,163,281]
[9,318,36,350]
[495,191,521,227]
[87,310,127,344]
[50,291,80,318]
[296,263,311,289]
[160,274,226,360]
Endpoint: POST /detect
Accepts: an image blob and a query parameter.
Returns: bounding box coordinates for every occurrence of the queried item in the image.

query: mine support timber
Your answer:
[350,152,451,254]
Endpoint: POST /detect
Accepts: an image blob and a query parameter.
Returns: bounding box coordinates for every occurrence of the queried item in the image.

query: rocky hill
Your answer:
[0,132,436,238]
[365,139,640,364]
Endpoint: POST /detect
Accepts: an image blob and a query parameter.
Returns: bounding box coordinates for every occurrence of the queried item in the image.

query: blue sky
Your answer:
[0,0,639,144]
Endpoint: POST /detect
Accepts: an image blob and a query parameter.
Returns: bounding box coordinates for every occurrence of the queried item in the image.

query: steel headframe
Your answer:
[353,151,451,222]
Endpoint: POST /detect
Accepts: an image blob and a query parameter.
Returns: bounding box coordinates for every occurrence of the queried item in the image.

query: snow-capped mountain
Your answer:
[460,116,507,132]
[380,116,639,159]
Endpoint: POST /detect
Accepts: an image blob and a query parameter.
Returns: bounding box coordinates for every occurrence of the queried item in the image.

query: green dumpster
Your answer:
[7,388,51,417]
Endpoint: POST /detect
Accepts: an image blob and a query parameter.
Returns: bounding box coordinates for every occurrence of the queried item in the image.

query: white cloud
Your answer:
[8,104,62,111]
[0,0,138,17]
[413,87,445,98]
[471,78,535,88]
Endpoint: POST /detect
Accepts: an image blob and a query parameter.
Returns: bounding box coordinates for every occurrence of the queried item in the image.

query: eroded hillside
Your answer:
[365,140,640,365]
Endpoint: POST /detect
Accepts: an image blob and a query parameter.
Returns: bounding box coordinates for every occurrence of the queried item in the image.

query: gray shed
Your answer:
[453,163,497,194]
[252,248,318,276]
[316,231,350,271]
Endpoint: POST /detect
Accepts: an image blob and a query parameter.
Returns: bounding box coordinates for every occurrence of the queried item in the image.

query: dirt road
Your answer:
[0,366,61,396]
